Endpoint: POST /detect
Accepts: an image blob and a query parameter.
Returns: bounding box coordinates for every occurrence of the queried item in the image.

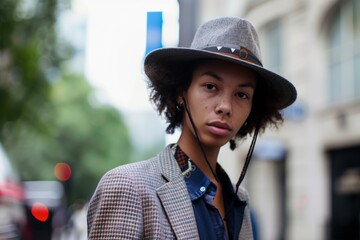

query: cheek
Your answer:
[246,105,253,116]
[244,108,252,122]
[243,101,253,114]
[235,107,252,126]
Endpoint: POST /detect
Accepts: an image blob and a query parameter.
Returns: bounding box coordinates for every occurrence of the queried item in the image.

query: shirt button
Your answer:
[200,186,206,192]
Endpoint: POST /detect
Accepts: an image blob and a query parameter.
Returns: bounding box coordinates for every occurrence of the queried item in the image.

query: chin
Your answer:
[202,138,230,149]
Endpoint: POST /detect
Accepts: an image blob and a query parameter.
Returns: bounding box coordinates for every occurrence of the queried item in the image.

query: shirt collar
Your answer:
[174,145,216,201]
[173,144,243,204]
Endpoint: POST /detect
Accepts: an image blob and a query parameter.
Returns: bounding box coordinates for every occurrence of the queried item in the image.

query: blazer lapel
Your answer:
[156,145,199,240]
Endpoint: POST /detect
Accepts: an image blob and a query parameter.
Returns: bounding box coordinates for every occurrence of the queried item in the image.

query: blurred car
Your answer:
[0,144,26,239]
[23,180,66,240]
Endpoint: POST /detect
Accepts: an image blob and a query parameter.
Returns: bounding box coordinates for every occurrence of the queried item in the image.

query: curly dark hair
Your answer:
[145,59,283,148]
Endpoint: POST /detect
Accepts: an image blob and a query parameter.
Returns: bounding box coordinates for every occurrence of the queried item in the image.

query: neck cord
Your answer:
[234,121,260,195]
[182,97,260,221]
[224,121,260,221]
[182,98,220,183]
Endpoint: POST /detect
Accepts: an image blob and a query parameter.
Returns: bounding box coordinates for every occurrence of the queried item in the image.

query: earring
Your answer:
[176,101,183,111]
[230,139,236,150]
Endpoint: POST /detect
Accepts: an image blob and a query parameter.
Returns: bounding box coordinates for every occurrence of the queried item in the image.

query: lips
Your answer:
[207,121,232,136]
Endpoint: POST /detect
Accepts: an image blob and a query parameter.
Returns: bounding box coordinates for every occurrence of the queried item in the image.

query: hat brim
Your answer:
[144,47,297,109]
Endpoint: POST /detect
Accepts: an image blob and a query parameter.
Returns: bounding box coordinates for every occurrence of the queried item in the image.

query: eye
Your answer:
[235,92,249,99]
[204,83,217,91]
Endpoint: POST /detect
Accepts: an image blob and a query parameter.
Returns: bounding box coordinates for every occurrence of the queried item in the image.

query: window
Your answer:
[264,20,283,75]
[327,0,360,104]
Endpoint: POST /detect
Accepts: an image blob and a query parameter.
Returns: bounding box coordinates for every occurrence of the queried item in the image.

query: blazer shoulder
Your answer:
[88,163,147,239]
[98,155,164,191]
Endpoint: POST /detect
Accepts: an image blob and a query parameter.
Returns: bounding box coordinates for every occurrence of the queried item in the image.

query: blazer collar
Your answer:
[156,145,200,240]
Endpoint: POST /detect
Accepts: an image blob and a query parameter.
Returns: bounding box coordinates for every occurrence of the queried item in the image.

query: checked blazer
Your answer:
[87,145,254,239]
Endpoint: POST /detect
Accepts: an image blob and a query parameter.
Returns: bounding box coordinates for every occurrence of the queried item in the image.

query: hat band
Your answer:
[203,46,263,67]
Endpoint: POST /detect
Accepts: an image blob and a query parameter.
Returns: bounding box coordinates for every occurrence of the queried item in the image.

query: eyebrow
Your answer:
[201,71,256,89]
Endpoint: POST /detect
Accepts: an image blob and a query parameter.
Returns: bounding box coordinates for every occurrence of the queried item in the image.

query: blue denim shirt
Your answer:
[174,145,246,240]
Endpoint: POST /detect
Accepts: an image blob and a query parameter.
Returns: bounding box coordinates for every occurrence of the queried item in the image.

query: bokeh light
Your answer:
[54,162,72,181]
[31,202,49,222]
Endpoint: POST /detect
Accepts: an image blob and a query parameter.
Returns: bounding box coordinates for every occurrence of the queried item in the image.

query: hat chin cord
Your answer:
[182,97,220,183]
[182,97,260,221]
[225,121,260,221]
[182,97,260,191]
[234,122,259,193]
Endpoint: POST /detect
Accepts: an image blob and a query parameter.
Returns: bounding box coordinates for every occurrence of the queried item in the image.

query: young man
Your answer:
[87,17,297,240]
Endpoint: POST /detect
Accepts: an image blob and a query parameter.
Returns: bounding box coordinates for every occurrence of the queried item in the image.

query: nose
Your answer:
[215,97,232,116]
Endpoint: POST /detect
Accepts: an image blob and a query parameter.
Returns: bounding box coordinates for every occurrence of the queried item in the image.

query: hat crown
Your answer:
[144,17,297,110]
[191,17,262,62]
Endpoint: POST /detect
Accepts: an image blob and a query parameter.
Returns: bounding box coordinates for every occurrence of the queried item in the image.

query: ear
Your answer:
[177,91,186,103]
[177,96,183,103]
[180,90,188,101]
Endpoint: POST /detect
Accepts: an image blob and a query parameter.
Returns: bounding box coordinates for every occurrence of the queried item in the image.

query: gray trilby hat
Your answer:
[144,17,297,109]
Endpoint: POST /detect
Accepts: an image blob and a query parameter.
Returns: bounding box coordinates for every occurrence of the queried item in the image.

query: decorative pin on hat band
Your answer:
[203,46,263,66]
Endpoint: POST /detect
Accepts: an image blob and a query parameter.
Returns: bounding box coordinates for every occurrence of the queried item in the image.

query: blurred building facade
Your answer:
[182,0,360,239]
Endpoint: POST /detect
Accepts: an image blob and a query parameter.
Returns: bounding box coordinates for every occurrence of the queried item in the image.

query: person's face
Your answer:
[181,60,257,149]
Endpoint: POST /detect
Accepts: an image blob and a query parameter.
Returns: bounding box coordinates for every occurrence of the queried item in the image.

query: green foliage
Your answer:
[5,74,133,204]
[0,0,133,205]
[51,74,132,202]
[0,0,67,134]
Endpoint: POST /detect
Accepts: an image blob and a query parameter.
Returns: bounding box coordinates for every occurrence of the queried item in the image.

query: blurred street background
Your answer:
[0,0,359,239]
